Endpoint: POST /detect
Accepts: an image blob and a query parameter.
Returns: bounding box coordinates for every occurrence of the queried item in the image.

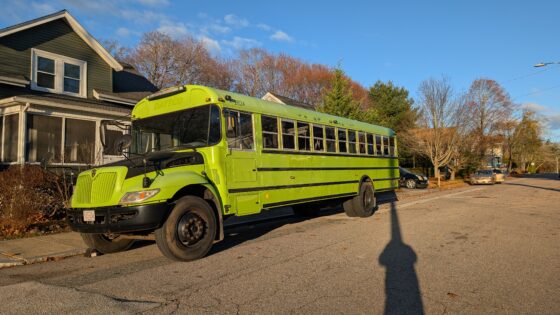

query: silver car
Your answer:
[470,170,495,185]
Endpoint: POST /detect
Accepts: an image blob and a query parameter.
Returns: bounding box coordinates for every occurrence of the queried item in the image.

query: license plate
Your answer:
[83,210,95,222]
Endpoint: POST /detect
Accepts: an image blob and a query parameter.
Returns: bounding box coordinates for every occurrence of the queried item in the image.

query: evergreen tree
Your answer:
[319,68,361,119]
[368,80,416,133]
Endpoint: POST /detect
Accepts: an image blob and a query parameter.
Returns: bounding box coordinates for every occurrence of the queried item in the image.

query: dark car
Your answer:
[399,167,429,189]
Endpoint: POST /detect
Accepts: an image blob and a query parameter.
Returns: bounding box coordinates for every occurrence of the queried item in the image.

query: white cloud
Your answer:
[115,27,130,37]
[209,24,230,34]
[222,36,261,50]
[158,20,189,37]
[200,36,221,52]
[224,14,249,27]
[31,2,56,15]
[120,9,169,24]
[548,114,560,130]
[270,30,293,42]
[521,103,547,112]
[136,0,169,6]
[256,23,271,31]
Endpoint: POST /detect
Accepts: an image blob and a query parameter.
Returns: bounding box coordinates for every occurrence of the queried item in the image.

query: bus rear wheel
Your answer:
[155,196,216,261]
[81,233,135,254]
[344,181,376,218]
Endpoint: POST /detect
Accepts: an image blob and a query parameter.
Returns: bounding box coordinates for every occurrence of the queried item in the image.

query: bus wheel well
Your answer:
[171,184,223,241]
[359,175,374,192]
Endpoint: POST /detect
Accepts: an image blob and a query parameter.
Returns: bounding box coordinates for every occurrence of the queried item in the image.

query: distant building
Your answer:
[261,92,315,110]
[0,10,157,168]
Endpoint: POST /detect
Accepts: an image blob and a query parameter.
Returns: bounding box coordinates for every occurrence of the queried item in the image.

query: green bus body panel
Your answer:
[72,84,399,221]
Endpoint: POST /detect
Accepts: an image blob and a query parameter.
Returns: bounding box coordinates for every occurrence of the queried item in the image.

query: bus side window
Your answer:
[313,125,325,152]
[375,135,382,155]
[358,132,366,154]
[281,119,295,150]
[383,136,390,155]
[367,133,374,155]
[348,130,357,154]
[262,115,279,149]
[226,110,254,150]
[338,128,347,153]
[239,112,254,150]
[390,137,396,156]
[297,121,311,151]
[325,126,336,152]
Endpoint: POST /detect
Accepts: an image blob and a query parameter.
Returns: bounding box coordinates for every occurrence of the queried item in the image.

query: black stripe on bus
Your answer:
[376,187,397,193]
[257,166,399,171]
[262,192,357,209]
[261,149,398,159]
[372,177,400,182]
[228,180,359,194]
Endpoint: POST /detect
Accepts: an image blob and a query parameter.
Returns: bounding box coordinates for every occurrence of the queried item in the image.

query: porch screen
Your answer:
[26,115,62,163]
[65,119,95,164]
[2,114,20,162]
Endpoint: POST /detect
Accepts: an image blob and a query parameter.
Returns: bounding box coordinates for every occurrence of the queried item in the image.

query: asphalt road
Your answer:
[0,176,558,314]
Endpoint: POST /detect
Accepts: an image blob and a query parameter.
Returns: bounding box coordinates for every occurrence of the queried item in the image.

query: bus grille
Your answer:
[75,172,117,204]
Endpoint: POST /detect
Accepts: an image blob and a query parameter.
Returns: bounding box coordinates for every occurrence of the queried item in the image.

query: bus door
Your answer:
[224,109,260,215]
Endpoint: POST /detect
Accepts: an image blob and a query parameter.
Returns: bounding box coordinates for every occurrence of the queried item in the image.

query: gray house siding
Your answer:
[0,19,112,98]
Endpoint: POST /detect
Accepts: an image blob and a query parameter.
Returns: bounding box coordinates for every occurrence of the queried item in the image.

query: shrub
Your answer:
[0,165,72,236]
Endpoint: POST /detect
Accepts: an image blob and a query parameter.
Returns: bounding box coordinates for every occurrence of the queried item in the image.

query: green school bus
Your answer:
[67,85,399,261]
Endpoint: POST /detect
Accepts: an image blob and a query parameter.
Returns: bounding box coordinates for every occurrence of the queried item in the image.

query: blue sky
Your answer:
[2,0,560,140]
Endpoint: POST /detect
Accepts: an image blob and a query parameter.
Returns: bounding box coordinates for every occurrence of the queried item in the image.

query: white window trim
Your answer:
[30,48,87,98]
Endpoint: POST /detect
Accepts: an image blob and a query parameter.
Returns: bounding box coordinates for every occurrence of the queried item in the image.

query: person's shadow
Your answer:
[379,202,424,315]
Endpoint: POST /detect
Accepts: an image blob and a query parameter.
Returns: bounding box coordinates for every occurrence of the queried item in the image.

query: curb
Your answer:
[0,248,87,269]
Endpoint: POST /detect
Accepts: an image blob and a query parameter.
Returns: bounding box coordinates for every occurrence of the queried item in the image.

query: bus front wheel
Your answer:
[155,196,217,261]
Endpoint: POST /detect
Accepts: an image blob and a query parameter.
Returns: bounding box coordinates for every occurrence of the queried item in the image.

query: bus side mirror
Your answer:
[115,134,133,155]
[100,120,109,154]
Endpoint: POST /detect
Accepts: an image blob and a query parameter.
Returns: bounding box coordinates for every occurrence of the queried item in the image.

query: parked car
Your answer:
[470,170,495,185]
[399,167,429,189]
[492,169,505,183]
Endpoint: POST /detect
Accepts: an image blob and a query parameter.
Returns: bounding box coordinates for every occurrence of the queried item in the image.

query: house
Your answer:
[261,92,315,110]
[0,10,157,169]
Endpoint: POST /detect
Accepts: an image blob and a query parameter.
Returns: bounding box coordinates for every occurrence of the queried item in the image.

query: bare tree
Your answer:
[465,79,514,165]
[414,77,464,187]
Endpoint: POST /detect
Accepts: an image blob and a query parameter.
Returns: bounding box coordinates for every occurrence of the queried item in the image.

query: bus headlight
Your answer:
[120,189,160,204]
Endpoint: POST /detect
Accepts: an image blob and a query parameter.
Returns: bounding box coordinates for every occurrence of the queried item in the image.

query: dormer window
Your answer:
[31,49,87,98]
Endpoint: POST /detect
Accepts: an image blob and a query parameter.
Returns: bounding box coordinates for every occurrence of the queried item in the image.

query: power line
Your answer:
[512,83,560,101]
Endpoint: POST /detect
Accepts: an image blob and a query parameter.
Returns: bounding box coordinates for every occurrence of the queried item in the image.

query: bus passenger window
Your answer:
[313,125,324,152]
[281,120,295,150]
[348,130,357,154]
[226,110,253,150]
[326,127,336,152]
[358,132,366,154]
[383,136,390,155]
[338,128,347,153]
[375,135,382,155]
[239,112,254,150]
[367,133,374,155]
[297,121,311,151]
[390,137,396,156]
[262,115,279,149]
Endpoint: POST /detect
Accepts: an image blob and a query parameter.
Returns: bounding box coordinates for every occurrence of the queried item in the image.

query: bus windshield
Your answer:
[130,104,221,154]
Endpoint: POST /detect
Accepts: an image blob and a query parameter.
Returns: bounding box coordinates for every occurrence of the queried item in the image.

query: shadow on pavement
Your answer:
[519,173,560,181]
[379,201,424,315]
[504,182,560,192]
[209,191,399,257]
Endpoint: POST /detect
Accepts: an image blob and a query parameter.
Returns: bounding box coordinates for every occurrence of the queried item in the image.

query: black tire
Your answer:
[405,179,417,189]
[351,181,376,217]
[343,198,359,217]
[292,203,320,217]
[155,196,216,261]
[80,233,134,254]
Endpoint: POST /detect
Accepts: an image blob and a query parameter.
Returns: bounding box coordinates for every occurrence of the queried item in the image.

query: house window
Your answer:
[2,114,20,162]
[31,49,87,97]
[104,129,125,156]
[26,114,62,163]
[65,119,95,164]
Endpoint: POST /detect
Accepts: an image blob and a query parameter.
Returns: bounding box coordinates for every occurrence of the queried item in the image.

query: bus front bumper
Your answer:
[67,203,172,234]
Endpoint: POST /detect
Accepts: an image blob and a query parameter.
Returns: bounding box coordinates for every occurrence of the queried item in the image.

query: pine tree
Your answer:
[319,68,361,119]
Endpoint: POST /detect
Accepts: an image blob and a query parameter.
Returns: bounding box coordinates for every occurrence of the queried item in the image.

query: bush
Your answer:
[0,165,72,237]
